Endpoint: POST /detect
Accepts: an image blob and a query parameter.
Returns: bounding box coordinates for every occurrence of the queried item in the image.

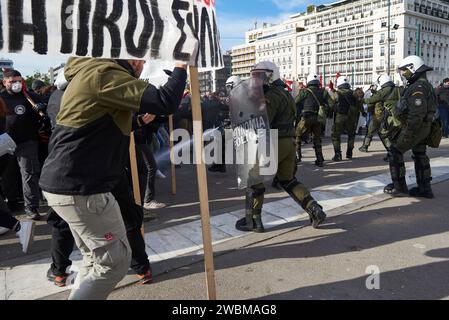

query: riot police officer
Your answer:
[208,76,241,173]
[384,55,437,198]
[330,77,365,161]
[359,74,401,156]
[235,62,326,233]
[295,74,331,167]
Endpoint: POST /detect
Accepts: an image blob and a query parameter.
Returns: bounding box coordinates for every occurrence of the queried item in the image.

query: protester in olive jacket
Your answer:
[40,57,187,300]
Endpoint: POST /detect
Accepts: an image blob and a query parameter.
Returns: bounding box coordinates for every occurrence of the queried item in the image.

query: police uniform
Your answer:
[236,84,326,232]
[330,85,363,160]
[385,74,437,197]
[360,84,401,153]
[295,84,331,167]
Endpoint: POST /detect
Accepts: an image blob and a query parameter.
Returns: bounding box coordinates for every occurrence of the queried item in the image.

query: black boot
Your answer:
[384,148,408,197]
[358,138,371,152]
[305,201,327,228]
[383,179,409,197]
[359,145,369,152]
[314,148,324,167]
[409,154,434,199]
[332,151,342,161]
[383,154,389,162]
[271,177,282,190]
[235,212,265,233]
[409,185,434,199]
[346,149,353,160]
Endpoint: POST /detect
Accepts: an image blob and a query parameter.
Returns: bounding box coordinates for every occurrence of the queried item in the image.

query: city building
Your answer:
[0,58,14,78]
[231,43,256,80]
[199,51,232,96]
[232,0,449,87]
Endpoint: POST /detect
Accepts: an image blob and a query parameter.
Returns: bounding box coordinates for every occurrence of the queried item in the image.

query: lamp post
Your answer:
[387,0,391,76]
[382,0,399,76]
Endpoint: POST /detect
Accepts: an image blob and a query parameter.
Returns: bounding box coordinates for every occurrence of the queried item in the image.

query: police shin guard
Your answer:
[281,179,326,228]
[314,147,324,167]
[409,153,434,199]
[384,149,408,197]
[236,188,265,233]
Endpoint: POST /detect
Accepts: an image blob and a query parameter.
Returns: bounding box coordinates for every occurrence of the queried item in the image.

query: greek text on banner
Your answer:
[0,0,224,70]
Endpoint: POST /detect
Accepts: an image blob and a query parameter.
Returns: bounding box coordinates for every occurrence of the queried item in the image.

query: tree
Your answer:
[24,71,50,89]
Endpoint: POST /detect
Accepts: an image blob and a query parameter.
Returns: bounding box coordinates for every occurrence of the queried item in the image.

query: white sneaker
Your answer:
[143,200,167,210]
[156,170,166,179]
[0,226,9,236]
[16,221,35,254]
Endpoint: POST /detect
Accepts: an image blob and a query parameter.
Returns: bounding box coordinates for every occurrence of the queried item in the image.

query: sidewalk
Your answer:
[3,155,449,299]
[109,178,449,300]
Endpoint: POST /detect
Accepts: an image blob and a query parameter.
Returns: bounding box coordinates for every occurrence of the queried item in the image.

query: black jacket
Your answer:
[0,90,41,144]
[437,86,449,108]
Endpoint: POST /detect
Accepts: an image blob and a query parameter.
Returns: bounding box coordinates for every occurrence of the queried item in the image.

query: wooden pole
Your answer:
[189,66,217,300]
[129,132,144,235]
[169,115,177,195]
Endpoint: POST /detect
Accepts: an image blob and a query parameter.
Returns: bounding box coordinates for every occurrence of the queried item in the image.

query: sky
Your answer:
[2,0,323,76]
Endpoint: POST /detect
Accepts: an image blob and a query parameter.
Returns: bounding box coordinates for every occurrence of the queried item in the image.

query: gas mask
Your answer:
[398,69,413,83]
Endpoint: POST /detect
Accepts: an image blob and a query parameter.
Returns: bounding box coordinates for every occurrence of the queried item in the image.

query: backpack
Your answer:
[336,91,352,115]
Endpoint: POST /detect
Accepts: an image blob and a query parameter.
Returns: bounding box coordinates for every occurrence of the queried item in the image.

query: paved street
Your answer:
[109,178,449,300]
[1,137,449,300]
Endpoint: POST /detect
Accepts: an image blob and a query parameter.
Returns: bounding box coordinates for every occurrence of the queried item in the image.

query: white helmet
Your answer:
[398,55,426,74]
[251,61,280,84]
[307,74,320,85]
[336,76,349,88]
[226,76,242,89]
[376,74,392,87]
[54,68,68,91]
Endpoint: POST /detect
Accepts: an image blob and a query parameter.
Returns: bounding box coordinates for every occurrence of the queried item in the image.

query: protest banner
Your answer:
[0,0,223,71]
[1,0,222,299]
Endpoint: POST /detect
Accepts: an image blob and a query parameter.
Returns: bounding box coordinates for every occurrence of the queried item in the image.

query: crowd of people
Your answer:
[0,54,444,300]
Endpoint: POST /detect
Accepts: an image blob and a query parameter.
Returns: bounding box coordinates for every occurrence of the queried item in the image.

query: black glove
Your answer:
[38,115,52,132]
[32,103,46,114]
[362,111,368,118]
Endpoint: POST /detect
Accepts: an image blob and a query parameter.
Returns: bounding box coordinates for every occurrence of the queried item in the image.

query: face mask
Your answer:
[443,83,449,88]
[10,82,22,93]
[399,69,412,83]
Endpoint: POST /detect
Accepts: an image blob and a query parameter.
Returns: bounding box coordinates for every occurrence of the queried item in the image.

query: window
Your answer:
[381,47,385,56]
[391,45,396,55]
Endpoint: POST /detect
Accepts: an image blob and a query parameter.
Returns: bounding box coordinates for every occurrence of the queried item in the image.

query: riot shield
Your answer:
[228,78,273,190]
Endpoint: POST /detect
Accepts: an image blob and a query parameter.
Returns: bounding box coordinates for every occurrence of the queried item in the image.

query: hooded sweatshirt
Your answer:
[40,57,186,195]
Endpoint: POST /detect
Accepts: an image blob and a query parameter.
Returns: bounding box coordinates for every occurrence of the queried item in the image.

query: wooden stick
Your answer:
[189,66,217,300]
[169,115,177,195]
[129,132,144,235]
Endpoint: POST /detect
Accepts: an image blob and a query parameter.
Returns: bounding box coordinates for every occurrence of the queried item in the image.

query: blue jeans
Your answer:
[438,106,449,137]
